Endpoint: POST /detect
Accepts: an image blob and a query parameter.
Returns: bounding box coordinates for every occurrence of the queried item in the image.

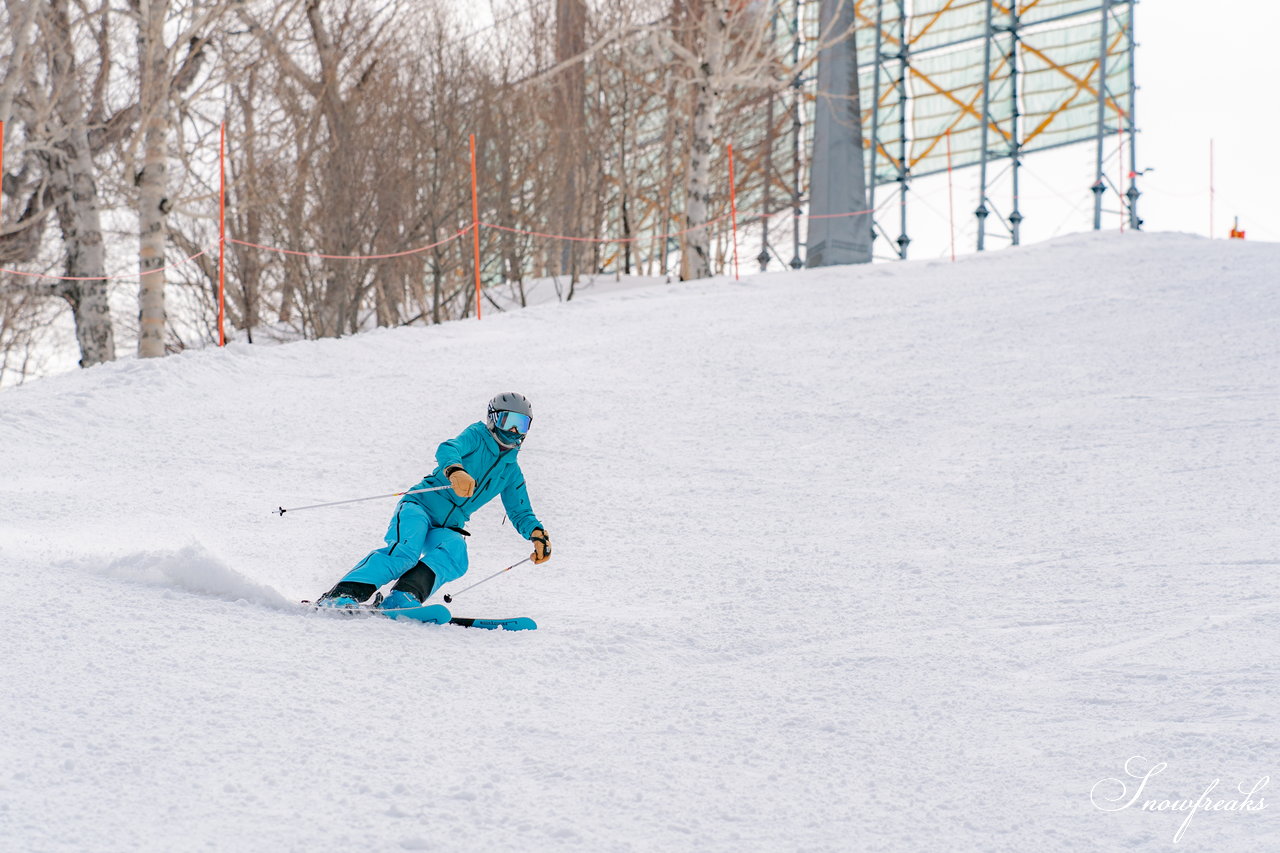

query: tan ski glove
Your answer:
[446,466,476,498]
[531,529,552,564]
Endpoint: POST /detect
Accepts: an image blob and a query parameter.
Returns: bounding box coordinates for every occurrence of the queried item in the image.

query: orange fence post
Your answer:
[945,129,956,263]
[727,143,740,281]
[469,134,482,320]
[218,121,226,347]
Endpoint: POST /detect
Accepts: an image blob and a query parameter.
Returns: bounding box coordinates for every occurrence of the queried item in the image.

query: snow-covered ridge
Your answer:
[2,231,1277,851]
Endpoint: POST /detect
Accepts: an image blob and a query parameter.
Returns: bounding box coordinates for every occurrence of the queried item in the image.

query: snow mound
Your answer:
[80,544,291,608]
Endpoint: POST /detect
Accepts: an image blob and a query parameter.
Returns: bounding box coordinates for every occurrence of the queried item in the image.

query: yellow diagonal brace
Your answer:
[853,0,904,47]
[1019,27,1129,143]
[1022,34,1131,148]
[875,76,901,111]
[909,111,975,169]
[993,0,1048,16]
[910,0,961,47]
[906,57,1013,169]
[909,59,1011,146]
[872,141,904,174]
[1022,70,1093,146]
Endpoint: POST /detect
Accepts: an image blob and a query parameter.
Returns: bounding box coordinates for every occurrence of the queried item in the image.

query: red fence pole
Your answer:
[469,134,482,320]
[946,128,956,263]
[727,143,740,281]
[218,121,226,347]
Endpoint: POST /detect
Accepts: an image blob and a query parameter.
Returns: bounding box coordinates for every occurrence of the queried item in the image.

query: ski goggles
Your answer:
[493,410,532,434]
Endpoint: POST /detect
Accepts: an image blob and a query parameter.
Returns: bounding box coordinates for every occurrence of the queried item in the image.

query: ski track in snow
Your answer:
[1,232,1277,851]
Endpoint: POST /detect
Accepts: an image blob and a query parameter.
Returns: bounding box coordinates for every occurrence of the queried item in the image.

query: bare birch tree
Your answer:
[663,0,781,280]
[0,0,47,270]
[37,0,119,366]
[130,0,219,357]
[3,0,142,368]
[0,1,54,385]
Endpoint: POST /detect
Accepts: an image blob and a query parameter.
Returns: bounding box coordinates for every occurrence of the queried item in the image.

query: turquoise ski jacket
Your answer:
[404,422,543,539]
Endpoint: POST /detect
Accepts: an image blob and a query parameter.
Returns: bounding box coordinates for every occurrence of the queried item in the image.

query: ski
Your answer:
[449,616,537,632]
[302,600,536,631]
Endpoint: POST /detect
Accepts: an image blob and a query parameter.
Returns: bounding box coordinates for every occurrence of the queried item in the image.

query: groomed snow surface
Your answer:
[2,232,1277,852]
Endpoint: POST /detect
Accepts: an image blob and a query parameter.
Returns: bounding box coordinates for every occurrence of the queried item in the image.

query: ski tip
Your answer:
[449,616,537,631]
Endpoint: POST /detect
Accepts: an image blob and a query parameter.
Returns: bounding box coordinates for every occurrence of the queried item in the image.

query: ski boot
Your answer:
[314,582,375,612]
[315,593,359,609]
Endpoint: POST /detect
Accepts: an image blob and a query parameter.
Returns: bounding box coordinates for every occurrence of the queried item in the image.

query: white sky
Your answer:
[1137,0,1278,242]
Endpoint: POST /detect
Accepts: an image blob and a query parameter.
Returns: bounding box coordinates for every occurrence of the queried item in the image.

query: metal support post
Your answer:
[1008,7,1023,245]
[896,1,909,259]
[790,0,803,269]
[975,0,994,251]
[868,0,885,251]
[759,6,779,271]
[1092,0,1112,230]
[1125,1,1140,230]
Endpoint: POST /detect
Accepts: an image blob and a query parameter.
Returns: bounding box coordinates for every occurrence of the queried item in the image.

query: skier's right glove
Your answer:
[446,466,475,498]
[530,529,551,564]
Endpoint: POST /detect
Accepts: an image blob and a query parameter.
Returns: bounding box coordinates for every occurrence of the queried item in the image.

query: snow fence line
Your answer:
[3,129,896,348]
[3,130,879,284]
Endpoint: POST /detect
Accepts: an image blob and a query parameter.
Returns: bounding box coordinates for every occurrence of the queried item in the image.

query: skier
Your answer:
[316,392,551,615]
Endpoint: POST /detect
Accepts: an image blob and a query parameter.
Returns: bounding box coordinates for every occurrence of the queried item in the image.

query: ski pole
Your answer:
[442,557,531,603]
[275,485,454,516]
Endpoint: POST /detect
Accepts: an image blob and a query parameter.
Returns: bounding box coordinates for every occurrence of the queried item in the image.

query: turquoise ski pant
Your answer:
[340,500,469,591]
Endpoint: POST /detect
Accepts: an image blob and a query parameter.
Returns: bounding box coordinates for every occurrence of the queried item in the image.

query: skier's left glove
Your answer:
[530,529,551,564]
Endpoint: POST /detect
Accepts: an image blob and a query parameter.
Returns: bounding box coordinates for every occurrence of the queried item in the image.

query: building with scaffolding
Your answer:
[646,0,1140,272]
[853,0,1138,259]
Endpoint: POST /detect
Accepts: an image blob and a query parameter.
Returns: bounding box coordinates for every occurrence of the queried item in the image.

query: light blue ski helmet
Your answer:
[487,392,533,446]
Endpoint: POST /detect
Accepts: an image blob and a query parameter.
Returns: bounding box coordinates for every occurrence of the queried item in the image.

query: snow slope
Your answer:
[1,232,1277,852]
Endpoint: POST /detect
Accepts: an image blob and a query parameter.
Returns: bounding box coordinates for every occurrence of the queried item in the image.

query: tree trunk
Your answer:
[683,69,720,280]
[135,0,172,358]
[49,137,115,367]
[682,0,728,281]
[0,1,38,123]
[45,0,115,367]
[555,0,587,284]
[431,250,443,324]
[229,79,263,340]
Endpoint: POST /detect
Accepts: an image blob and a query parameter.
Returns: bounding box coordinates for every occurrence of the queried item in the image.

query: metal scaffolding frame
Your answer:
[860,0,1139,256]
